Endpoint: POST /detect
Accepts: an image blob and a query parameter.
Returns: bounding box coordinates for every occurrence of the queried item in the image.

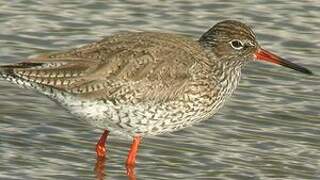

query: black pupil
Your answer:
[232,40,242,48]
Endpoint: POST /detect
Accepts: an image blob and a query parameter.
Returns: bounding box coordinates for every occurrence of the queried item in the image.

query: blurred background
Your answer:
[0,1,319,179]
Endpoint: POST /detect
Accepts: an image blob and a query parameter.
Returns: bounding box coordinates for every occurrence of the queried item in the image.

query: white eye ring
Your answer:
[230,40,244,50]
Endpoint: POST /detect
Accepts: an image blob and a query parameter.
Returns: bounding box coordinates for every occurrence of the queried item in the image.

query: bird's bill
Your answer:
[254,48,313,75]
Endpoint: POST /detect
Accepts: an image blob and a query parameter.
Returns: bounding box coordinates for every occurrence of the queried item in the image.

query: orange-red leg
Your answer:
[126,136,142,178]
[126,136,142,167]
[96,129,110,158]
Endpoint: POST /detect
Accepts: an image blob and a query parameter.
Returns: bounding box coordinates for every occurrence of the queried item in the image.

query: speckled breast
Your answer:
[57,80,236,137]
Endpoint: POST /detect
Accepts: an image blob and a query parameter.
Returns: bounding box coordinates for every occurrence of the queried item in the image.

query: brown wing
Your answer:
[1,32,204,103]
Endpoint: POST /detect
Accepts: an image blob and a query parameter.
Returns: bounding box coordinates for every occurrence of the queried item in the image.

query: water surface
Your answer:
[0,1,319,179]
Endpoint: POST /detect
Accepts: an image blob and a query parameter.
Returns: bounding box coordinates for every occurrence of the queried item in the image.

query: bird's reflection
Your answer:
[95,157,106,180]
[126,165,137,180]
[94,156,137,180]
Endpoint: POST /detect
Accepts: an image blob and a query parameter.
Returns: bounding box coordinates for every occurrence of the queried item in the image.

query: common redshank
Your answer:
[0,20,313,168]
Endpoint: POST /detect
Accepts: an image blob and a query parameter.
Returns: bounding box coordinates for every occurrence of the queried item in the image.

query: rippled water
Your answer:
[0,1,319,179]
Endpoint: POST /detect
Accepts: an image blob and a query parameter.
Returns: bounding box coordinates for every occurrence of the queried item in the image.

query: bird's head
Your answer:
[199,20,313,75]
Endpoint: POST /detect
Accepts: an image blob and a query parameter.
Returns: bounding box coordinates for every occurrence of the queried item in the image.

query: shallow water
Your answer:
[0,1,319,179]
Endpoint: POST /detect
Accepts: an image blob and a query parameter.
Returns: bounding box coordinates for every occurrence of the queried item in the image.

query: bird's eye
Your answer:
[230,40,244,50]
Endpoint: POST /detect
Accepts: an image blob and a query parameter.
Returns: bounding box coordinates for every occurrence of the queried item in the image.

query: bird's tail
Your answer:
[0,62,43,80]
[0,64,14,79]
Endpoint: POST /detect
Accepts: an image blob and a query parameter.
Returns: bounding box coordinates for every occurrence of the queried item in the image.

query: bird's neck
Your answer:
[202,49,243,81]
[200,50,243,97]
[214,59,242,89]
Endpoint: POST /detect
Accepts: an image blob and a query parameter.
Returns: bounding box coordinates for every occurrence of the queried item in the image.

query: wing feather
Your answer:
[0,32,205,103]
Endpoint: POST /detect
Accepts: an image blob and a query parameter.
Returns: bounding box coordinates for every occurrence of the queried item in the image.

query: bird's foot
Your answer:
[125,135,142,167]
[96,129,110,158]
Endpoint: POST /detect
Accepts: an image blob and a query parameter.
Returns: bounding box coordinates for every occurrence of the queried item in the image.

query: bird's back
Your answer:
[1,32,201,100]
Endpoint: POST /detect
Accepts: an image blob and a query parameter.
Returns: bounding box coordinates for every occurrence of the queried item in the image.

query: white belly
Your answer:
[55,92,227,137]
